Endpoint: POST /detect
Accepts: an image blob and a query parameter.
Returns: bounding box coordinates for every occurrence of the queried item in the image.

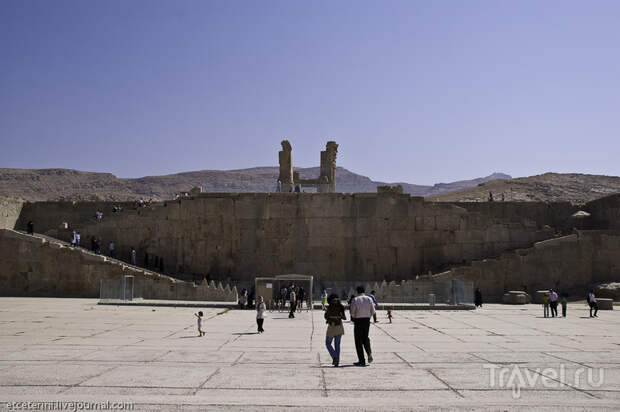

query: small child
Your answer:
[387,307,393,323]
[560,295,567,317]
[195,311,205,336]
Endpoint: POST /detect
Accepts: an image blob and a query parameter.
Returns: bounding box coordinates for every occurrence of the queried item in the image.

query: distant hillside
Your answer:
[429,173,620,204]
[0,167,509,202]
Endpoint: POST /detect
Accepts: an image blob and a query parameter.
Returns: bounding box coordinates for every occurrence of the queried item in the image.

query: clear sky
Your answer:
[1,0,619,185]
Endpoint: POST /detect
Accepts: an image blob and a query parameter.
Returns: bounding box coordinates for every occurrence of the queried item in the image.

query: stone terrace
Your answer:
[0,298,619,411]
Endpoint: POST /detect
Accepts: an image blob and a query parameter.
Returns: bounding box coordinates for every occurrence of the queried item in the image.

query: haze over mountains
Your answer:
[0,167,618,204]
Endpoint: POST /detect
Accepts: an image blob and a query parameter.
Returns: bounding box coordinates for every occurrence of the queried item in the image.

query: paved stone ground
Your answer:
[0,298,619,411]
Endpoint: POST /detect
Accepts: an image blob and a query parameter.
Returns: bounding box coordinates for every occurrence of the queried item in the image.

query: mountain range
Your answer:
[0,167,509,202]
[0,167,618,204]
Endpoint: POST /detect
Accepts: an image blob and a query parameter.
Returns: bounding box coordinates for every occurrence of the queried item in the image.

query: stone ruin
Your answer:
[278,140,338,193]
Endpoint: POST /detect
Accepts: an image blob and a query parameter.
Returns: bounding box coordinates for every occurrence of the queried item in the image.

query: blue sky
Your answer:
[1,0,619,185]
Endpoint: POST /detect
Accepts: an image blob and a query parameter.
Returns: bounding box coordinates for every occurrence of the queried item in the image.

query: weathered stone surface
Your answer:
[3,298,619,410]
[597,298,614,310]
[594,282,620,300]
[0,197,23,230]
[502,292,528,304]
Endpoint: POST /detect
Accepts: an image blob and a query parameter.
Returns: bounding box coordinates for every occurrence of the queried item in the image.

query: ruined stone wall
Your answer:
[585,194,620,230]
[0,197,23,230]
[0,229,237,300]
[15,200,137,234]
[15,193,559,284]
[449,201,576,231]
[444,231,620,301]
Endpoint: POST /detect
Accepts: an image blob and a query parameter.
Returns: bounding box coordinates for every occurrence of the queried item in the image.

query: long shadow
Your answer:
[232,332,259,335]
[179,335,201,339]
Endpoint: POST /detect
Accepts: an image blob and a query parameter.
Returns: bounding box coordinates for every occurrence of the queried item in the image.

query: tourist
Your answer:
[297,286,305,311]
[320,289,328,311]
[587,290,599,318]
[279,286,287,310]
[561,294,568,317]
[256,296,266,333]
[350,286,375,366]
[387,307,393,323]
[475,288,483,308]
[194,311,205,337]
[276,180,282,192]
[325,294,346,367]
[75,231,81,247]
[238,289,247,309]
[288,287,297,318]
[368,290,379,323]
[543,294,550,318]
[71,230,77,247]
[108,241,115,258]
[26,221,34,235]
[130,247,136,265]
[549,289,559,317]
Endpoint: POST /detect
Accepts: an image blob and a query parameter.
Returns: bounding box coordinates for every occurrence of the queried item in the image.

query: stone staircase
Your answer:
[0,229,237,301]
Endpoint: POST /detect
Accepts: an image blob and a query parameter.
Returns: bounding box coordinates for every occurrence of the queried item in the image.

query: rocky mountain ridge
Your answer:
[0,167,509,202]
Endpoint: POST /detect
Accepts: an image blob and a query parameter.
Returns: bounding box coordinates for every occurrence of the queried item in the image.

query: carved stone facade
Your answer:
[278,140,338,193]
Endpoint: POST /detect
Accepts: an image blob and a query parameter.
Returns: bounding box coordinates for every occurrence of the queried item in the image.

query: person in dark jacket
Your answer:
[325,294,346,367]
[475,288,483,308]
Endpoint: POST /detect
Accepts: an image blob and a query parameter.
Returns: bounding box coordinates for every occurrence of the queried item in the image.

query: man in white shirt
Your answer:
[588,290,598,318]
[350,286,375,366]
[549,290,559,317]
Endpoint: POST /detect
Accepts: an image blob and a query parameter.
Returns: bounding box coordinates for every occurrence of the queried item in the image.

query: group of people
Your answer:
[541,289,601,318]
[276,284,308,317]
[133,199,153,208]
[542,290,566,318]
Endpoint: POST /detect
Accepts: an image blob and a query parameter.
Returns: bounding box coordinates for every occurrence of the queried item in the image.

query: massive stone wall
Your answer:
[439,231,620,301]
[15,193,559,285]
[0,197,23,230]
[585,194,620,230]
[0,229,237,300]
[450,201,577,231]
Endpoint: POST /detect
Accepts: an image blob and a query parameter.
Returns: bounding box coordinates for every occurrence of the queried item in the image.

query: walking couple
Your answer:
[324,286,375,367]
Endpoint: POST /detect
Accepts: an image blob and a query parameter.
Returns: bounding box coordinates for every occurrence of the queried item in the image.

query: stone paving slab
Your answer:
[0,298,619,411]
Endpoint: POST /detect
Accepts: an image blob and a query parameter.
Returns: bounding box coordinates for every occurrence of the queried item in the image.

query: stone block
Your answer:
[415,216,436,231]
[597,298,614,310]
[502,292,528,304]
[435,214,460,231]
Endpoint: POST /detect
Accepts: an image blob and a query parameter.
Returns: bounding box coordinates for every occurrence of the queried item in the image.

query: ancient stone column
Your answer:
[319,141,338,193]
[278,140,294,192]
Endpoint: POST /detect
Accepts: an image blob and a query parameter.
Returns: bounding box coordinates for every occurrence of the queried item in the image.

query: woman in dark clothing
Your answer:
[475,288,483,308]
[325,294,346,367]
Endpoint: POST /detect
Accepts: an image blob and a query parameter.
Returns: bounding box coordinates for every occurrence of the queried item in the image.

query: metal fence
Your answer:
[99,276,135,301]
